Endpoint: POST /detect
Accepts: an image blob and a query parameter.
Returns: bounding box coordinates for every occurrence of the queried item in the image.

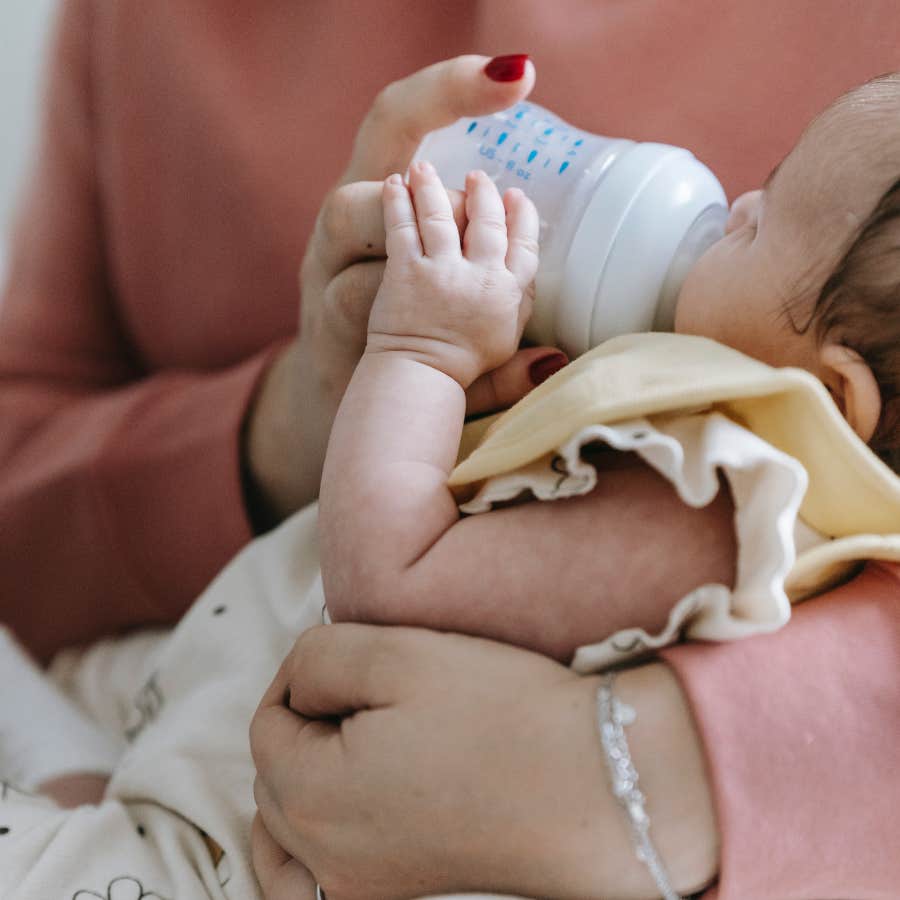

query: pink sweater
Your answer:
[1,1,898,895]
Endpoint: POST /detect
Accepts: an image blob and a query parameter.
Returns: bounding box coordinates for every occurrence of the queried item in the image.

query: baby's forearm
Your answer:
[319,349,467,620]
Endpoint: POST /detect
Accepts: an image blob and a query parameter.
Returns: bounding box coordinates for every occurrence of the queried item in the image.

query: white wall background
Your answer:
[0,0,60,258]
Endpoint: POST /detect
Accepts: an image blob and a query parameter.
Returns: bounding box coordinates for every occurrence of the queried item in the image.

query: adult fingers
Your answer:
[312,260,385,344]
[465,346,569,415]
[250,812,288,895]
[250,694,337,798]
[253,775,314,870]
[342,54,535,185]
[310,181,386,277]
[270,624,434,720]
[463,170,509,267]
[251,813,318,900]
[251,644,341,789]
[313,183,466,276]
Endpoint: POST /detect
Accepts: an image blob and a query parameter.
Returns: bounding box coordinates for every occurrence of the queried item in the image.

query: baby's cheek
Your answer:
[673,246,729,338]
[672,275,703,335]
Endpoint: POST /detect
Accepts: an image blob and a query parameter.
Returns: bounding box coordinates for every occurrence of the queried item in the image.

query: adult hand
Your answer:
[250,625,718,900]
[251,812,318,900]
[244,56,564,523]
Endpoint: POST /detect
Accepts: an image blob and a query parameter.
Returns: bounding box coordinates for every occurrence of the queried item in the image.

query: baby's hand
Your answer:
[367,160,539,388]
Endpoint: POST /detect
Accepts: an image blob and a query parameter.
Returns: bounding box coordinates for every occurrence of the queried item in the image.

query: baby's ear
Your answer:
[819,342,882,442]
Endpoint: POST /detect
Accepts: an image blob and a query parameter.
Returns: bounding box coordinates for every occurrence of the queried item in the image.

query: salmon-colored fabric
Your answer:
[663,561,900,899]
[1,3,899,894]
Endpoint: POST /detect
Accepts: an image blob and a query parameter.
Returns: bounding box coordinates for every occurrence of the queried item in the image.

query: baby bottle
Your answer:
[413,102,728,357]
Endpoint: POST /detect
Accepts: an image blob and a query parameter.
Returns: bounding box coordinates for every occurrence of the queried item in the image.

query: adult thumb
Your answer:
[342,54,535,185]
[465,347,568,416]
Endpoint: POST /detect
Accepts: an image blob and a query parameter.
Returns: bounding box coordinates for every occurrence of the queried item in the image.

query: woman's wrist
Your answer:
[242,340,333,527]
[469,663,717,900]
[537,666,718,899]
[590,663,719,898]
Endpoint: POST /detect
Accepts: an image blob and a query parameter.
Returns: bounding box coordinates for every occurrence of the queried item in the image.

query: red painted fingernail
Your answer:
[484,54,530,83]
[528,352,568,385]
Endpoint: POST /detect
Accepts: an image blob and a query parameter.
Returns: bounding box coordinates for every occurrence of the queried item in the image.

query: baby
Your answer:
[2,72,900,900]
[318,72,900,661]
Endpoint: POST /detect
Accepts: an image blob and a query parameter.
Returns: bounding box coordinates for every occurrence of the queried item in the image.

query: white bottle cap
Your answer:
[556,144,727,356]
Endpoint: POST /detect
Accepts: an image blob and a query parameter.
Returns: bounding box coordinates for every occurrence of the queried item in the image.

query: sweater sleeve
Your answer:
[0,0,278,661]
[661,561,900,899]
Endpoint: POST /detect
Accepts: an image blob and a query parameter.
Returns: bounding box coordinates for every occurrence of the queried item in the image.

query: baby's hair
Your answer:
[808,175,900,470]
[782,72,900,472]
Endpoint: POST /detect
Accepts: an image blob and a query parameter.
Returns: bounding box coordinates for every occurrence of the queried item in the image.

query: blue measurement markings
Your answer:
[466,106,582,180]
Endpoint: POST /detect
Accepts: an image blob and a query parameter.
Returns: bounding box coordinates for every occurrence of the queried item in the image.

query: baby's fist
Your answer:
[367,161,539,387]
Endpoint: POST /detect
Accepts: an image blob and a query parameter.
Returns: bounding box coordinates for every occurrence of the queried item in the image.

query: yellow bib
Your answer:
[452,333,900,600]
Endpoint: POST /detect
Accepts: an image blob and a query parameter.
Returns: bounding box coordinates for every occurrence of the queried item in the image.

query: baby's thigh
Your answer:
[0,788,232,900]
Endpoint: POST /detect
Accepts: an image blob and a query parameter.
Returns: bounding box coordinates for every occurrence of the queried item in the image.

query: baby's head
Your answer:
[675,73,900,465]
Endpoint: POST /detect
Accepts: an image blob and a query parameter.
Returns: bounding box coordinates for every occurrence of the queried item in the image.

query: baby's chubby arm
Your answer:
[319,164,736,661]
[320,160,536,625]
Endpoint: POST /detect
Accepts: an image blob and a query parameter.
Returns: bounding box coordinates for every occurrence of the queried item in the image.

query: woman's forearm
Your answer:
[251,625,719,899]
[242,340,333,525]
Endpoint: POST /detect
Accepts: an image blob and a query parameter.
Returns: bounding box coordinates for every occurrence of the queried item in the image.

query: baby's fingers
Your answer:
[504,188,540,289]
[409,160,462,258]
[382,174,423,260]
[463,170,508,267]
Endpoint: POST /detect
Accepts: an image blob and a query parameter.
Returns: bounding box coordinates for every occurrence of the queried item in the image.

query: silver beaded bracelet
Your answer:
[597,672,683,900]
